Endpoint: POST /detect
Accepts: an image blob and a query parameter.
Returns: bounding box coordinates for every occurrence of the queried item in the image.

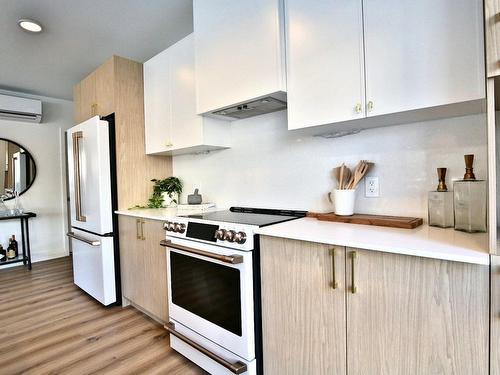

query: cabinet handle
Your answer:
[141,220,146,240]
[91,103,98,116]
[355,103,362,114]
[331,249,338,289]
[367,101,374,112]
[72,131,86,222]
[136,219,141,240]
[350,251,357,294]
[165,141,173,148]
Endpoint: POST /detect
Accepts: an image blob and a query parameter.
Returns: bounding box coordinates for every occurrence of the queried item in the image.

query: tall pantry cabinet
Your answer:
[73,56,171,209]
[73,56,171,321]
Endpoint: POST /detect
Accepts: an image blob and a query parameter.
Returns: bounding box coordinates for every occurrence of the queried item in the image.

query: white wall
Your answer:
[0,90,73,262]
[173,111,487,219]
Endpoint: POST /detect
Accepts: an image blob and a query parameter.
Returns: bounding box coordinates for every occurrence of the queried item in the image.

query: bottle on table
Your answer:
[6,239,16,260]
[0,245,6,262]
[10,235,18,257]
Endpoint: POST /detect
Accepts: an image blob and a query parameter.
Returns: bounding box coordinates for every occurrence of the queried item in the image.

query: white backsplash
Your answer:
[173,111,487,218]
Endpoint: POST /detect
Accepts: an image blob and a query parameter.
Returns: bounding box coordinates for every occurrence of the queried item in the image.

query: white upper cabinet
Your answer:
[193,0,287,115]
[285,0,366,130]
[144,34,230,155]
[144,47,172,154]
[286,0,485,130]
[363,0,485,117]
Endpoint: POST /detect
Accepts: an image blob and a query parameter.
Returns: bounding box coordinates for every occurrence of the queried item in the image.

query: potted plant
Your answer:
[150,177,183,208]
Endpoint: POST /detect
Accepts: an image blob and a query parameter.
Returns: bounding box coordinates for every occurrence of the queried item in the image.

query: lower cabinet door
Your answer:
[260,236,346,375]
[346,248,489,375]
[119,216,168,322]
[491,255,500,375]
[119,215,145,304]
[140,219,168,321]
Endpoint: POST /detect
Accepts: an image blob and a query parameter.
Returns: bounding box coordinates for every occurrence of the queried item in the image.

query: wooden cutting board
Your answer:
[307,212,423,229]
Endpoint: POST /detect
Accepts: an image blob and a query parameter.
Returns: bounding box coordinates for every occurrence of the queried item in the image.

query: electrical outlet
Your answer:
[365,177,379,197]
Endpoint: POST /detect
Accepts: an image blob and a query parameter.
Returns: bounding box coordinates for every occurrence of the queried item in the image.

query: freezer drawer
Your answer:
[69,228,116,306]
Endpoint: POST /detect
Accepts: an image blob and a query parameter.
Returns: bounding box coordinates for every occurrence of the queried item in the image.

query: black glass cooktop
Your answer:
[184,207,307,227]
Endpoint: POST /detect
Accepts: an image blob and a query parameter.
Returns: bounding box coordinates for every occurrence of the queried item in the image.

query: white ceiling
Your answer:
[0,0,193,100]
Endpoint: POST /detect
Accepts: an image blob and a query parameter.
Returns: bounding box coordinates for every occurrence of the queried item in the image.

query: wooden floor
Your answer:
[0,256,208,375]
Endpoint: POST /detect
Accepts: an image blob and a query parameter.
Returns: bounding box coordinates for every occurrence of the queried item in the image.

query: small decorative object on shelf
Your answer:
[428,168,454,228]
[187,188,203,205]
[453,155,486,233]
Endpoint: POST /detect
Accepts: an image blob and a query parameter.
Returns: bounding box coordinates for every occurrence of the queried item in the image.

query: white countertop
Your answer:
[116,207,217,221]
[115,208,180,221]
[256,217,490,265]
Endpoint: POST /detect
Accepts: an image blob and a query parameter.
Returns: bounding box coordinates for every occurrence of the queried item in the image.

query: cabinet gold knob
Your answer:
[165,142,173,148]
[367,101,374,112]
[355,103,362,114]
[91,103,98,116]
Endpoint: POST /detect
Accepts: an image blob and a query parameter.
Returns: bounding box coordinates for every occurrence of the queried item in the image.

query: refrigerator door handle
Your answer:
[67,232,101,246]
[72,131,87,222]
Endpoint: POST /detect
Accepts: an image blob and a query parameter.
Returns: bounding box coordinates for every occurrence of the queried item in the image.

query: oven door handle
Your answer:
[165,322,248,374]
[160,240,244,265]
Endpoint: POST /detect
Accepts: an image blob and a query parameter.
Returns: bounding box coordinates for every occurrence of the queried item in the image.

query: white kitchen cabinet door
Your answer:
[363,0,485,117]
[169,34,204,150]
[144,47,172,154]
[193,0,286,115]
[144,34,230,155]
[285,0,366,130]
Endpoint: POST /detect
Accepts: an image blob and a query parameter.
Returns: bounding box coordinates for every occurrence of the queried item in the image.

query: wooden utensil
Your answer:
[342,167,352,190]
[333,166,342,186]
[339,163,345,189]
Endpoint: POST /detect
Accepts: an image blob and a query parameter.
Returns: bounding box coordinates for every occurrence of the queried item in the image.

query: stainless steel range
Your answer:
[160,207,306,375]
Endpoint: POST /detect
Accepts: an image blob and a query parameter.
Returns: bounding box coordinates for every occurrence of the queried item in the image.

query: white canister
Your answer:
[329,189,356,216]
[162,192,179,207]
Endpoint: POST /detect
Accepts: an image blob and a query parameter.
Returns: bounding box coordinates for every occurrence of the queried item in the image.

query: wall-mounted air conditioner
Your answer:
[0,94,42,123]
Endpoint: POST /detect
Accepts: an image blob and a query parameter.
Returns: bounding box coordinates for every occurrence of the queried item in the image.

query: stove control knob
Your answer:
[214,229,226,240]
[223,230,236,242]
[163,222,170,230]
[164,221,174,231]
[234,231,247,244]
[174,223,186,234]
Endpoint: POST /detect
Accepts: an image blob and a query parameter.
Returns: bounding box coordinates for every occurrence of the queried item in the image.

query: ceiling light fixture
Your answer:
[18,19,43,33]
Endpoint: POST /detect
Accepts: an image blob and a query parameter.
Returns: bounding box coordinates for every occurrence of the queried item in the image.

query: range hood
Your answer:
[211,96,287,120]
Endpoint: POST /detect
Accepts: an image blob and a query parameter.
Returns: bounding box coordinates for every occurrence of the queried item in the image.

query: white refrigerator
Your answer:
[66,115,119,306]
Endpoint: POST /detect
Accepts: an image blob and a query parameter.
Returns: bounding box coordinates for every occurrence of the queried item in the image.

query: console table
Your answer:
[0,212,36,270]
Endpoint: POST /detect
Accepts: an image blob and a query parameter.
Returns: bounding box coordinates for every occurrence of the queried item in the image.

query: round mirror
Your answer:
[0,139,36,201]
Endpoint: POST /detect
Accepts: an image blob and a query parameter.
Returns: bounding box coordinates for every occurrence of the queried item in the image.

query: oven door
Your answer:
[166,238,255,361]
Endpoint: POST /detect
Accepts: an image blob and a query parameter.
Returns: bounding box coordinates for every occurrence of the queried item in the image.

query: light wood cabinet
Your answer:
[193,0,286,114]
[144,34,230,155]
[119,215,168,322]
[486,0,500,78]
[346,247,489,375]
[260,237,346,375]
[73,55,171,209]
[285,0,485,130]
[260,237,490,375]
[492,255,500,375]
[78,71,97,123]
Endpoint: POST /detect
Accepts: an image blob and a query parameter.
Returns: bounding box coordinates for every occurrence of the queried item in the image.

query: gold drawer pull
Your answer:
[351,251,357,294]
[331,249,338,289]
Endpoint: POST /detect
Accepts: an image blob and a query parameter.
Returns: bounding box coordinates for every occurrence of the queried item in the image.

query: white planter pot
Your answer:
[162,192,179,207]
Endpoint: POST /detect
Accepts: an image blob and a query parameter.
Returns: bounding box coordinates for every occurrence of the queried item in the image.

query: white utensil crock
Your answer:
[329,189,356,216]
